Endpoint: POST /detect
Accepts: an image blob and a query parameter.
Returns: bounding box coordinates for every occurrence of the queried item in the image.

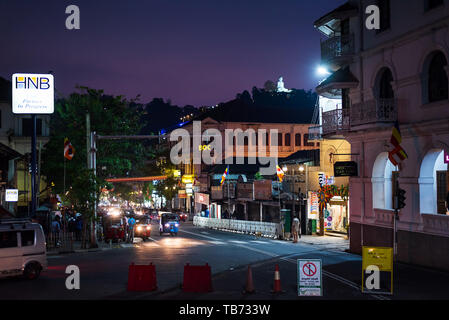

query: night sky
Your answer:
[1,0,346,107]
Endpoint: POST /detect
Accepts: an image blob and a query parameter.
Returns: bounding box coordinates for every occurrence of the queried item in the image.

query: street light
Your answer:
[298,165,305,172]
[317,66,330,77]
[282,165,288,172]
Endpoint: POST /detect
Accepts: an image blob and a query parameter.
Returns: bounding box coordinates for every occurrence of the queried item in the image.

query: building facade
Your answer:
[315,0,449,270]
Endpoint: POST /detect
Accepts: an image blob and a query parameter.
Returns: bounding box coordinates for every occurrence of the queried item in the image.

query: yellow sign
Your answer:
[173,170,181,178]
[362,247,393,272]
[182,175,193,184]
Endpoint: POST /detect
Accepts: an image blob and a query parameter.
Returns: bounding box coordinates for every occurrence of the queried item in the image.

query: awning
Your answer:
[279,149,320,165]
[0,142,22,160]
[316,67,359,98]
[314,2,358,36]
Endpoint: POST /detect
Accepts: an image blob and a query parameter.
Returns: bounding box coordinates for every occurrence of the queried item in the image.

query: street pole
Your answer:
[30,115,37,218]
[86,113,98,248]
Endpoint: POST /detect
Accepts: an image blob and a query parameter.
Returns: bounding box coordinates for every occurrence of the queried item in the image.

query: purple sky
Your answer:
[1,0,346,107]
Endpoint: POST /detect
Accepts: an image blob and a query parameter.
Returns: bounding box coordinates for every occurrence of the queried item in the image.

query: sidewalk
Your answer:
[46,239,137,255]
[279,234,349,252]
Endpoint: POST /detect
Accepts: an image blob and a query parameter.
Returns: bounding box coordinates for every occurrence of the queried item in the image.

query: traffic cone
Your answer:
[243,265,255,294]
[271,264,283,293]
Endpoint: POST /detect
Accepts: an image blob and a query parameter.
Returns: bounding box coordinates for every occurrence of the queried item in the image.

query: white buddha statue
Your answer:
[277,77,291,93]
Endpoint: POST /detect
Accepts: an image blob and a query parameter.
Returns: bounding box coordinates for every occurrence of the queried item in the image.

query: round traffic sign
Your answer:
[302,262,317,276]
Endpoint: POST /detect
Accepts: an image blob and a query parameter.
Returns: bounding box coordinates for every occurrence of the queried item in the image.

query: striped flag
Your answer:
[64,138,75,160]
[220,166,229,186]
[276,165,284,182]
[388,121,407,166]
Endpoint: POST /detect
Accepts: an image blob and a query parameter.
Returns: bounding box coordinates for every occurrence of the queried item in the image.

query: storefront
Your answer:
[308,187,349,235]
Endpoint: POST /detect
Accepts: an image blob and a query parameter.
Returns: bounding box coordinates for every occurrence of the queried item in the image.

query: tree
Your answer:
[41,87,149,246]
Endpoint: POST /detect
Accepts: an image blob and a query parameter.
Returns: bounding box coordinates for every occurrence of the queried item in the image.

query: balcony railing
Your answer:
[308,125,322,140]
[322,108,350,135]
[350,98,397,126]
[321,34,355,63]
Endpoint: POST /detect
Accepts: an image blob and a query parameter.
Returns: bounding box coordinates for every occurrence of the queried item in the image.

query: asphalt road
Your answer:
[1,221,449,300]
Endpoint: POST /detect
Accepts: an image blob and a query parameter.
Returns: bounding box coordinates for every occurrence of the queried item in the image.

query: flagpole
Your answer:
[63,157,66,194]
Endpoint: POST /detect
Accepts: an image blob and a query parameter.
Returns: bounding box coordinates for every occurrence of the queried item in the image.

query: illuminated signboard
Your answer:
[12,73,54,114]
[5,189,19,202]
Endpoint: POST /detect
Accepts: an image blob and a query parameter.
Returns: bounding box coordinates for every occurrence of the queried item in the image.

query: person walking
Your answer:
[51,216,61,247]
[292,216,300,243]
[127,215,136,243]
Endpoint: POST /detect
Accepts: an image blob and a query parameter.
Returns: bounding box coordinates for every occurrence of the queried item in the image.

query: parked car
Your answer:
[0,219,48,280]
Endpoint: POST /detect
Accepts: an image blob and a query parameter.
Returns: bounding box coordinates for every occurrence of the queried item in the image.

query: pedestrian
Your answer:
[127,215,136,243]
[292,216,300,243]
[75,215,82,241]
[51,216,61,247]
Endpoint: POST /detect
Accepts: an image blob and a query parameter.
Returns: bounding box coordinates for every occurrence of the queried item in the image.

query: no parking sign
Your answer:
[298,259,322,296]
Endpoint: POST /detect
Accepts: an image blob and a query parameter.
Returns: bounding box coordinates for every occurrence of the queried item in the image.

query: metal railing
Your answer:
[322,108,350,135]
[46,231,75,252]
[193,216,280,238]
[320,34,355,63]
[350,98,397,126]
[308,125,322,140]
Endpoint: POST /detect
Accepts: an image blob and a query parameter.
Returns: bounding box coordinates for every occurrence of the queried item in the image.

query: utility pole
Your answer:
[86,113,98,248]
[30,115,37,218]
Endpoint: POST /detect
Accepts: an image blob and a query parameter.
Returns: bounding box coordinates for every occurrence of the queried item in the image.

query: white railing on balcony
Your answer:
[321,34,355,63]
[322,108,350,135]
[350,98,397,126]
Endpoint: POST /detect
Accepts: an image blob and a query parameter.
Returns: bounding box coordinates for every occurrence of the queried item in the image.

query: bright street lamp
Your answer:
[317,66,330,77]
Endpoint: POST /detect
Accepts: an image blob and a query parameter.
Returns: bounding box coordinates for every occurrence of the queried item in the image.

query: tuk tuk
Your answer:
[103,209,127,242]
[159,213,180,236]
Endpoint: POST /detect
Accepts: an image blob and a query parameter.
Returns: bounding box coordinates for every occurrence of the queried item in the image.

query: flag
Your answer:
[388,121,407,166]
[64,138,75,160]
[276,165,284,182]
[220,166,229,186]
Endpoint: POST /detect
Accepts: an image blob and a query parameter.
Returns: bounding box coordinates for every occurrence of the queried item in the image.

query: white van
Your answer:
[0,219,48,280]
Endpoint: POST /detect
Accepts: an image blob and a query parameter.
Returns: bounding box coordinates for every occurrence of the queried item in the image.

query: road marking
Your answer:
[231,243,279,258]
[250,240,268,244]
[208,241,225,245]
[147,237,161,246]
[179,229,220,241]
[200,231,210,235]
[229,240,248,244]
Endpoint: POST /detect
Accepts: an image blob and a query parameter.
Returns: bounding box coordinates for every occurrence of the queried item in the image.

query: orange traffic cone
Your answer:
[243,265,255,294]
[271,264,283,293]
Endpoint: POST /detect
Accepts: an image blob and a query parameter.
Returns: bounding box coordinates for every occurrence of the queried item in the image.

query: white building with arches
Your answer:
[314,0,449,270]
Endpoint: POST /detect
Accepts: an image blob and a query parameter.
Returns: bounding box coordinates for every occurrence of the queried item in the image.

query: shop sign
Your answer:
[195,192,209,205]
[5,189,19,202]
[334,161,358,177]
[308,191,318,219]
[254,180,272,200]
[182,175,193,184]
[211,186,223,200]
[298,259,322,296]
[361,246,393,295]
[445,150,449,164]
[178,189,187,198]
[12,73,54,114]
[318,172,334,186]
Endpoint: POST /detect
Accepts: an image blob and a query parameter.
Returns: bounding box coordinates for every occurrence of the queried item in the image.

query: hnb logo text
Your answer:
[15,76,50,90]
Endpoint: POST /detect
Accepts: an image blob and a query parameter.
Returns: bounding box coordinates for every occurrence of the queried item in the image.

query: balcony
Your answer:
[320,34,355,68]
[350,98,397,127]
[322,108,350,136]
[308,125,322,140]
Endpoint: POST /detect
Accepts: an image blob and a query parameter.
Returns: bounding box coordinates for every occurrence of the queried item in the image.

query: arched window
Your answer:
[428,52,448,102]
[378,69,394,99]
[372,152,398,210]
[419,149,448,214]
[284,133,291,146]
